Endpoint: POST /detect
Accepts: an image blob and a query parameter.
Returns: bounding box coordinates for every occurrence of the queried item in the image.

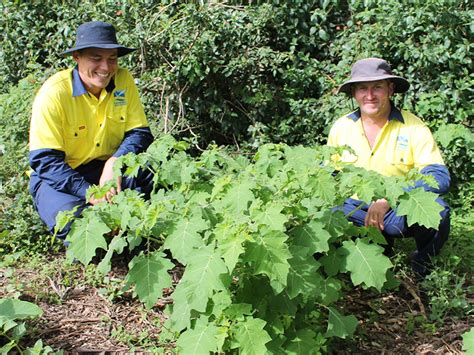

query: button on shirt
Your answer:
[327,106,445,177]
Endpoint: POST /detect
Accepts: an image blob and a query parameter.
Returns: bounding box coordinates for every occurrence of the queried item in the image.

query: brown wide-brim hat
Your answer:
[61,21,136,57]
[337,58,410,94]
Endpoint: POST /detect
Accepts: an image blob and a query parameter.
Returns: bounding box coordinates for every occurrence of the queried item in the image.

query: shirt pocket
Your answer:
[387,149,415,175]
[64,125,88,156]
[104,114,126,151]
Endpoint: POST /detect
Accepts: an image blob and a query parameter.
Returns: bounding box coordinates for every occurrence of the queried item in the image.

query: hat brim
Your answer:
[61,44,136,57]
[337,75,410,94]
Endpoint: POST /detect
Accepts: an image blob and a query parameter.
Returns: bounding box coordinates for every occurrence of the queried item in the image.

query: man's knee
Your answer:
[30,179,87,238]
[383,210,408,238]
[46,200,87,239]
[436,197,450,223]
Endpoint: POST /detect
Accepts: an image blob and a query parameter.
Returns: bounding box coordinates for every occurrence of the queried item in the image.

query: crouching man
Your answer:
[327,58,450,280]
[29,21,154,239]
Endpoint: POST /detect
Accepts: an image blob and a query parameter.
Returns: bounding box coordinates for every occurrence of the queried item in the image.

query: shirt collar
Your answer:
[72,67,116,97]
[347,101,405,123]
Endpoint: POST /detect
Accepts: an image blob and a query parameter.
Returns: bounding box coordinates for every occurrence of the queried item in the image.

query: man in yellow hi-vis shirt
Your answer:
[328,58,450,280]
[29,21,154,239]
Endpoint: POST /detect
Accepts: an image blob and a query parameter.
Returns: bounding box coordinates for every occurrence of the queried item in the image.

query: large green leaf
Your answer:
[172,245,228,315]
[251,202,288,232]
[247,229,291,293]
[319,248,347,276]
[318,277,342,305]
[215,221,246,273]
[318,209,350,238]
[233,317,271,355]
[304,169,337,205]
[341,239,392,291]
[397,188,443,229]
[326,307,358,339]
[213,180,255,215]
[286,246,322,299]
[168,288,192,332]
[284,146,319,176]
[126,251,174,309]
[285,329,324,354]
[0,299,42,322]
[176,317,220,355]
[462,327,474,355]
[65,215,110,265]
[163,214,207,264]
[292,220,332,253]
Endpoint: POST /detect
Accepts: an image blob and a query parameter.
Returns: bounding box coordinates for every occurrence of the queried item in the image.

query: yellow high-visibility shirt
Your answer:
[327,107,444,177]
[29,67,148,169]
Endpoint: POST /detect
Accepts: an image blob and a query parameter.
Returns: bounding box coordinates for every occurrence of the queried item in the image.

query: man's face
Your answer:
[73,48,118,97]
[352,80,394,119]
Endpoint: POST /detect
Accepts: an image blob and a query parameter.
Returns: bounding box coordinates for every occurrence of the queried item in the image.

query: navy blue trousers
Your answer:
[30,159,154,239]
[340,197,450,276]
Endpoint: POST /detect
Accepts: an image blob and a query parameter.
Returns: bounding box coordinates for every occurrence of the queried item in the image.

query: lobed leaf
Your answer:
[341,239,392,291]
[397,188,443,229]
[286,246,322,299]
[292,220,332,253]
[163,214,208,265]
[285,329,325,354]
[65,215,110,265]
[171,244,228,329]
[325,307,358,339]
[233,317,272,355]
[126,251,174,309]
[176,317,221,355]
[247,229,291,293]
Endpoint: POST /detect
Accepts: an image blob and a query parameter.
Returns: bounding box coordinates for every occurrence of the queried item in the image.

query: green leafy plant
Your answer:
[0,1,471,351]
[0,75,58,255]
[463,327,474,355]
[0,298,57,354]
[58,135,443,352]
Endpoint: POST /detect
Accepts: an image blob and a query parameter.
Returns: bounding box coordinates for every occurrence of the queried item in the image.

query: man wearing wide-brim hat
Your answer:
[29,21,154,239]
[328,57,451,280]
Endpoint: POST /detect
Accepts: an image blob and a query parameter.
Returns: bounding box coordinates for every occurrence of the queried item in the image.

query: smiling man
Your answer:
[29,21,154,239]
[327,58,451,280]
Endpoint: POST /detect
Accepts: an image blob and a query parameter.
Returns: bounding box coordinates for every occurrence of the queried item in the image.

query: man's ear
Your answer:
[350,85,356,98]
[388,80,395,95]
[72,51,80,64]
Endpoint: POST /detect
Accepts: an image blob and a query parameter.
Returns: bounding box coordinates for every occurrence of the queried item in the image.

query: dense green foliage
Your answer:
[0,0,472,352]
[59,135,443,352]
[0,0,471,198]
[0,75,56,253]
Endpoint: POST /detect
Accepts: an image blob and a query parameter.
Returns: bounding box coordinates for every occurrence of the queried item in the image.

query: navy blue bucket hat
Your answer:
[61,21,136,57]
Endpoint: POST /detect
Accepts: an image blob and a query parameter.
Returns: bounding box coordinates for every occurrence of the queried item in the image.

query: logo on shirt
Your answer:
[396,135,409,151]
[114,90,127,106]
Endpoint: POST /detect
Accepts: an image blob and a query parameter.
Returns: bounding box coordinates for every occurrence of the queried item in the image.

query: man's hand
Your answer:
[99,156,122,203]
[365,198,390,231]
[88,195,106,205]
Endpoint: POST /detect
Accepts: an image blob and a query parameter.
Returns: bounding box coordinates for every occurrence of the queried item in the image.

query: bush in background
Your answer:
[0,0,472,247]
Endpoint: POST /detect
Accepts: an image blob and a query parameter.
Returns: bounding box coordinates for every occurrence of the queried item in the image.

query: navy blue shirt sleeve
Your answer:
[413,164,451,195]
[112,127,154,158]
[29,149,91,198]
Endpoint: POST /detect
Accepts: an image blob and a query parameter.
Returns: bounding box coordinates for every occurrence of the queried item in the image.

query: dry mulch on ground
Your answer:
[1,256,472,353]
[332,280,471,354]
